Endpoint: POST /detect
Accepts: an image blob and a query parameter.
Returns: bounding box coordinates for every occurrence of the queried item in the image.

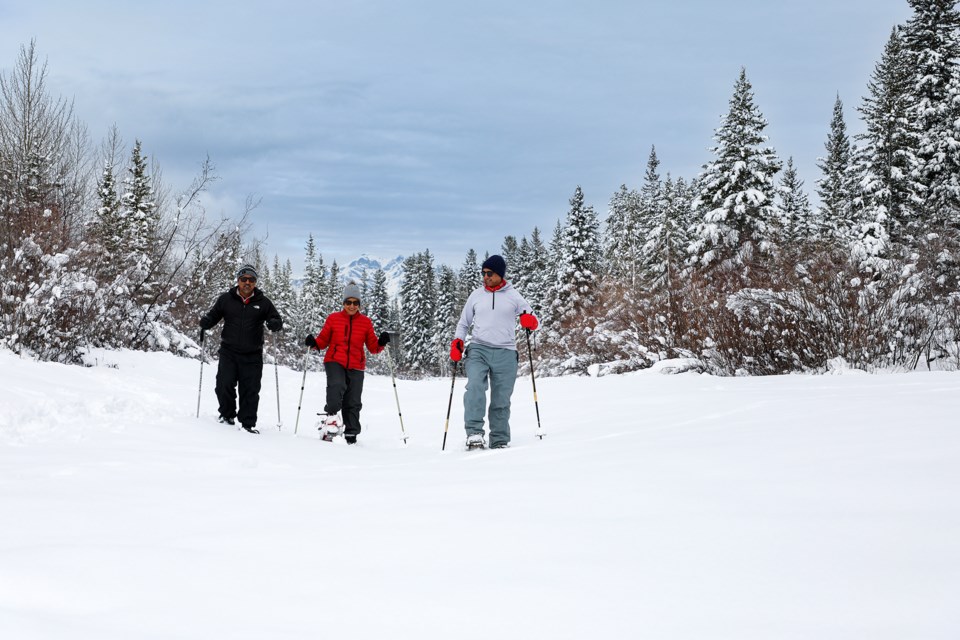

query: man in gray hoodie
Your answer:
[450,254,539,450]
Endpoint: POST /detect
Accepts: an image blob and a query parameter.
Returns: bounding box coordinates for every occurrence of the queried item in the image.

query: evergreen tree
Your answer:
[903,0,960,225]
[456,248,481,312]
[524,227,551,320]
[501,235,519,272]
[300,234,325,323]
[327,259,342,310]
[816,95,857,244]
[513,236,533,295]
[636,146,666,284]
[121,140,157,259]
[604,183,641,285]
[366,268,391,332]
[779,157,815,241]
[855,27,924,269]
[432,264,459,375]
[92,159,122,273]
[645,174,693,291]
[554,186,602,326]
[399,251,437,374]
[689,68,784,274]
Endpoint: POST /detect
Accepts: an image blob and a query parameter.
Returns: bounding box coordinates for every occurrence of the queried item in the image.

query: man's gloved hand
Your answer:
[519,312,539,331]
[266,317,282,332]
[450,338,465,362]
[378,332,391,347]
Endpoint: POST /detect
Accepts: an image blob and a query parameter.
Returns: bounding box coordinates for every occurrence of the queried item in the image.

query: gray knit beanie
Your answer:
[236,264,259,280]
[342,281,362,303]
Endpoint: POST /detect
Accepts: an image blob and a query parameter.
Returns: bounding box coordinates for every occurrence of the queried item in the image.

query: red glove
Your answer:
[519,312,539,330]
[450,338,465,362]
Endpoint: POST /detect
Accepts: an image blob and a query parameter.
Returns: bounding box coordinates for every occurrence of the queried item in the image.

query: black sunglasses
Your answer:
[238,276,257,283]
[343,299,360,306]
[481,270,496,277]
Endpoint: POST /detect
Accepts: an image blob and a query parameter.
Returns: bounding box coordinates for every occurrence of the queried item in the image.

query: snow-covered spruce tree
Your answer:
[360,267,392,375]
[854,27,924,274]
[299,235,326,331]
[903,0,960,226]
[688,68,784,280]
[512,236,533,295]
[501,235,518,271]
[399,251,437,376]
[816,95,858,245]
[539,186,603,374]
[524,226,551,319]
[366,268,391,332]
[779,157,815,242]
[636,146,667,285]
[431,264,459,376]
[326,259,343,312]
[538,220,565,339]
[455,248,480,313]
[604,184,641,286]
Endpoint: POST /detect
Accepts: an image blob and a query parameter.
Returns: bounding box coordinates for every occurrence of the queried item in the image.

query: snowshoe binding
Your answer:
[465,433,486,451]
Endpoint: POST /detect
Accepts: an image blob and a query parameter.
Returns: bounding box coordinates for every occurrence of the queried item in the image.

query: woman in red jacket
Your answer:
[304,282,390,444]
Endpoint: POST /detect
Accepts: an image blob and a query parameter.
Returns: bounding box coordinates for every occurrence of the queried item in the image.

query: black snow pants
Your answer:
[323,361,365,437]
[215,346,263,428]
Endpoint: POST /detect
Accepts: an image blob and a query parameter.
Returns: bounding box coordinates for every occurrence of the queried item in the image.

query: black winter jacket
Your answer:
[200,287,283,354]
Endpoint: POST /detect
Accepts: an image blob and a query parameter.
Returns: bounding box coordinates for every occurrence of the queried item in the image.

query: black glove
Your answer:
[304,335,316,348]
[266,317,282,332]
[378,332,391,347]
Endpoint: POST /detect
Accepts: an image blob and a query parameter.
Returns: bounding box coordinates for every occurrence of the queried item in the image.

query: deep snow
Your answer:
[1,348,958,639]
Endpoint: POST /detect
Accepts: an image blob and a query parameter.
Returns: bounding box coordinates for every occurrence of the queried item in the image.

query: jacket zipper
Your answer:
[345,314,354,370]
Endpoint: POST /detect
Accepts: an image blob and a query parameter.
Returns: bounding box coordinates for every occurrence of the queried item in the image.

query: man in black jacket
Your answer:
[199,264,283,434]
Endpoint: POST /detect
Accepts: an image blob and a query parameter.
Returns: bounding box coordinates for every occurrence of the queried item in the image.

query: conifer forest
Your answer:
[3,1,960,377]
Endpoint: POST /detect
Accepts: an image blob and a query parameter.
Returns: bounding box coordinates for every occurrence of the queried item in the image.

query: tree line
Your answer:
[3,1,960,375]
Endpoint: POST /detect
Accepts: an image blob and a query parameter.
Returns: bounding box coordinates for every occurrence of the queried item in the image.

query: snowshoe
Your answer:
[465,433,486,450]
[241,424,259,434]
[319,413,342,442]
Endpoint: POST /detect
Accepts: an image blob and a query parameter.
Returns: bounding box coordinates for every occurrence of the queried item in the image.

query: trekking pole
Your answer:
[294,348,310,436]
[273,332,282,431]
[196,330,206,418]
[525,328,544,439]
[441,362,458,451]
[384,342,409,444]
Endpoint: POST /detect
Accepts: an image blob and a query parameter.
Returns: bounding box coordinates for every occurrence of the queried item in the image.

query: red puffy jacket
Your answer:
[312,310,384,371]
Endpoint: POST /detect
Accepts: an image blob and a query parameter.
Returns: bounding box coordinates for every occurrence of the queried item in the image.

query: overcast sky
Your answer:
[1,0,914,272]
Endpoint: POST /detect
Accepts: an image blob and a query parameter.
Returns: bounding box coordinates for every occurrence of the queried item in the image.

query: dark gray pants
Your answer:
[324,362,365,437]
[215,347,263,428]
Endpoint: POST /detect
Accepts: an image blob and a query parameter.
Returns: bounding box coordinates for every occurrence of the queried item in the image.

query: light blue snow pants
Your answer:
[463,343,519,447]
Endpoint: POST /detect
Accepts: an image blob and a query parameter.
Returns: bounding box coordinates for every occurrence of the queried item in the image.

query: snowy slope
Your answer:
[1,348,958,639]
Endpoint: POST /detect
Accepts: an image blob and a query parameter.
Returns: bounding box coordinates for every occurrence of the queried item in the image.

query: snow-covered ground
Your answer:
[1,348,958,639]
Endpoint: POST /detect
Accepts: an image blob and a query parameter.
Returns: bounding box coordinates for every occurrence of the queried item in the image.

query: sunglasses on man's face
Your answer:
[482,270,496,277]
[238,276,257,283]
[343,299,360,306]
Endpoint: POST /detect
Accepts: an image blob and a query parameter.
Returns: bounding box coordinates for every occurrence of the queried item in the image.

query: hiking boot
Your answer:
[465,433,485,450]
[345,435,357,445]
[218,415,236,425]
[490,442,510,449]
[241,424,259,434]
